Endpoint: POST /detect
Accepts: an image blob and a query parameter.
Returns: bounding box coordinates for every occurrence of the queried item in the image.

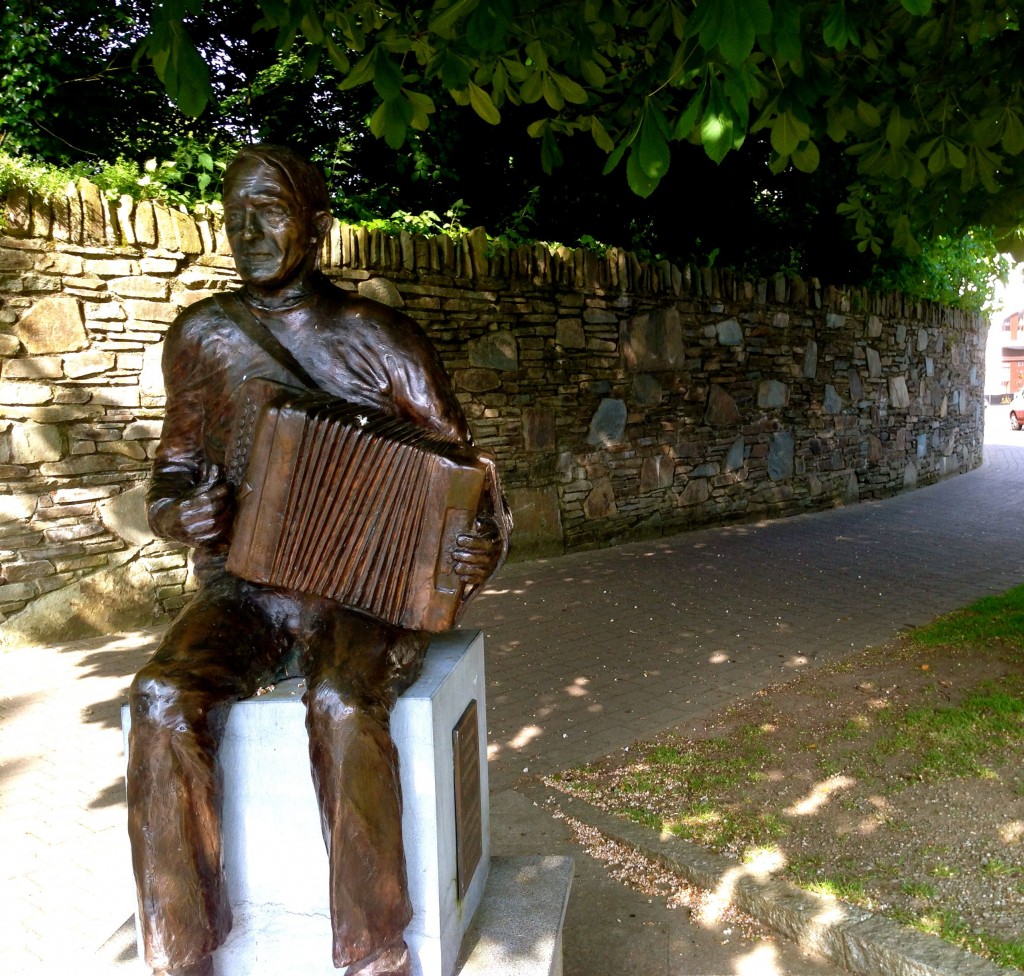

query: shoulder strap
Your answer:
[214,292,318,390]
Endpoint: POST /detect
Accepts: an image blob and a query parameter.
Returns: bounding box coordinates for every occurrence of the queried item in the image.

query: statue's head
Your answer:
[223,145,332,292]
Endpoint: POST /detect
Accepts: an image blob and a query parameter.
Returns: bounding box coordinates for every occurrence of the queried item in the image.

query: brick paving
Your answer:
[3,412,1024,975]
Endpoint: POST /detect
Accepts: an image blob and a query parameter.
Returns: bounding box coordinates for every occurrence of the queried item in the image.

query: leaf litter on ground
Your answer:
[547,585,1024,970]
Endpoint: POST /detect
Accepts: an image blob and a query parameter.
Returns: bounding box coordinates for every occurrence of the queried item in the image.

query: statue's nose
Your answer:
[242,210,261,239]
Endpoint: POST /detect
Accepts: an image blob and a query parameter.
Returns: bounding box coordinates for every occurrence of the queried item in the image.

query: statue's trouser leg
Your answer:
[301,607,419,968]
[126,580,285,972]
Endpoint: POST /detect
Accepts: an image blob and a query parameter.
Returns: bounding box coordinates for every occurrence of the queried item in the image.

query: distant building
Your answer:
[999,309,1024,396]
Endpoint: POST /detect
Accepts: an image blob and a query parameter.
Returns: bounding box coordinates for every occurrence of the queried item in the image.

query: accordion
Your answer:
[225,377,497,632]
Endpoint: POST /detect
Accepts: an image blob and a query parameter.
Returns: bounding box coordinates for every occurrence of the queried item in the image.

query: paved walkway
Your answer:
[3,411,1024,975]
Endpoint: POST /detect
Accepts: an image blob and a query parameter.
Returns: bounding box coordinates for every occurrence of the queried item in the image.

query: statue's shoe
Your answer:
[154,957,213,976]
[345,943,412,976]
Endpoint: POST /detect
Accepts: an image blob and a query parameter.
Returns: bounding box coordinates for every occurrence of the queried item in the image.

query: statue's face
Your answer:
[223,157,316,289]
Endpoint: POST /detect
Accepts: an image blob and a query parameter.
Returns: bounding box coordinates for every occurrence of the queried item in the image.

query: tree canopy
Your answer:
[1,0,1021,301]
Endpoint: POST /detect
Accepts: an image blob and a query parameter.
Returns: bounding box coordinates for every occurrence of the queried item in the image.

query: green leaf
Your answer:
[602,137,631,175]
[823,3,859,51]
[339,52,377,90]
[580,60,606,88]
[885,107,913,149]
[947,142,967,168]
[892,213,921,255]
[440,51,471,89]
[638,107,671,179]
[405,89,436,130]
[370,97,413,150]
[770,111,810,156]
[1002,109,1024,155]
[552,71,588,105]
[431,0,480,40]
[688,0,773,64]
[856,99,881,128]
[626,145,660,196]
[521,70,544,103]
[542,74,564,110]
[792,140,820,172]
[927,142,947,174]
[590,115,615,152]
[326,39,350,73]
[467,80,501,124]
[373,53,403,100]
[540,129,563,173]
[700,76,740,163]
[674,92,704,140]
[901,0,931,14]
[300,12,324,45]
[147,20,211,117]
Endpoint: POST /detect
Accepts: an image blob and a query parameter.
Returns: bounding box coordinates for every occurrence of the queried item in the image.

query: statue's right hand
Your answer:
[152,463,235,547]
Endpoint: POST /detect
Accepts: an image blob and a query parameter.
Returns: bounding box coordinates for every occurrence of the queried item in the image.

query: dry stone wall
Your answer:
[0,179,986,643]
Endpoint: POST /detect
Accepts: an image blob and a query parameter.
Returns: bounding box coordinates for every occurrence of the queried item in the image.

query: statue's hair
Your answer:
[227,144,331,216]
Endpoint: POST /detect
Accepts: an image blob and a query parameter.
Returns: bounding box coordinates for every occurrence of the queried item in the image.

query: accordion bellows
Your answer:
[226,378,494,632]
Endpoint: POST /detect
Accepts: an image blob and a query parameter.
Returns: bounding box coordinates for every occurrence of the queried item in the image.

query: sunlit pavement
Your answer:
[3,408,1023,975]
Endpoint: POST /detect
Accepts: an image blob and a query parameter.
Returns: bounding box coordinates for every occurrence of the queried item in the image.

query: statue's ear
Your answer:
[312,210,332,243]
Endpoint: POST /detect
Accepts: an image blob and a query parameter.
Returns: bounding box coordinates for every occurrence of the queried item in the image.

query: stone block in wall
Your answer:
[16,295,88,354]
[108,276,170,300]
[640,455,674,493]
[632,373,662,406]
[556,318,585,349]
[0,335,20,357]
[0,493,36,522]
[587,398,627,448]
[0,381,54,405]
[678,477,709,506]
[4,187,31,234]
[0,548,156,649]
[98,484,152,546]
[621,307,684,370]
[3,356,62,379]
[506,485,564,558]
[10,421,63,462]
[358,277,404,308]
[77,178,106,243]
[125,299,178,324]
[455,368,501,393]
[172,208,203,254]
[888,376,911,409]
[63,350,115,378]
[523,407,557,452]
[768,431,794,481]
[705,385,741,427]
[584,477,616,518]
[0,249,33,271]
[823,385,843,414]
[757,380,789,409]
[803,340,818,379]
[469,330,518,371]
[716,318,743,346]
[725,436,745,471]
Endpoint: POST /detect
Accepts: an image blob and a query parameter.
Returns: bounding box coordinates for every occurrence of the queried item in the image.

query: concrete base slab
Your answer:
[457,856,573,976]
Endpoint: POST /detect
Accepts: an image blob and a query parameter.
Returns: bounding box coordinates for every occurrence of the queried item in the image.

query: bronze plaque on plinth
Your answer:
[452,699,482,900]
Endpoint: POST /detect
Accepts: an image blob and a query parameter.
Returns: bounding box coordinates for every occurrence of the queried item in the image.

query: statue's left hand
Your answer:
[451,516,502,586]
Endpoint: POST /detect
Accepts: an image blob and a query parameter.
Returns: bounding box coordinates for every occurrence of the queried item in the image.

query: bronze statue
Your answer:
[127,145,510,976]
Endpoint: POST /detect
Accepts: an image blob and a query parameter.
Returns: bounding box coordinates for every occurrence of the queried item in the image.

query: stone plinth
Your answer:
[123,629,489,976]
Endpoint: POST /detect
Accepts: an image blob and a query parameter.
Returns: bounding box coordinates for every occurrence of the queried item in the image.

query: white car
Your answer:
[1010,387,1024,430]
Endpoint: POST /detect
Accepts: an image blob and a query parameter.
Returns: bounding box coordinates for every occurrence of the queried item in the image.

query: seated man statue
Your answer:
[127,144,510,976]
